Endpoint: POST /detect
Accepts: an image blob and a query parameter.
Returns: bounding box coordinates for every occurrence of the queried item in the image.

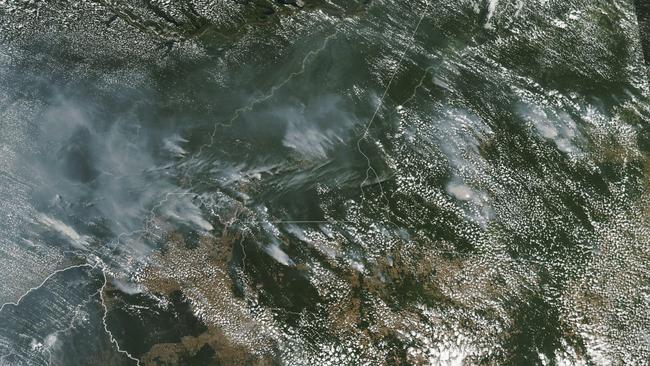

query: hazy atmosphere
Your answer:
[1,0,649,365]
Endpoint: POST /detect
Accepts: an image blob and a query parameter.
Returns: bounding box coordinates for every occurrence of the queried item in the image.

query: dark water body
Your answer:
[1,0,649,364]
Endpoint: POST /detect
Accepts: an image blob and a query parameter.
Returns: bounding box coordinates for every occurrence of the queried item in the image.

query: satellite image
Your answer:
[0,0,649,365]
